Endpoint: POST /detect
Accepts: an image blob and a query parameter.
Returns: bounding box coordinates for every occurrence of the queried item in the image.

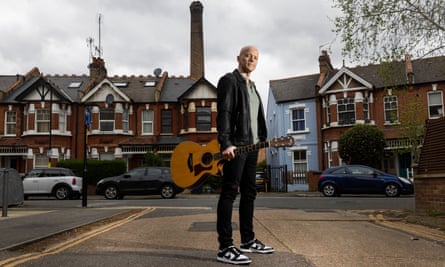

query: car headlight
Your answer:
[398,177,412,184]
[97,179,104,185]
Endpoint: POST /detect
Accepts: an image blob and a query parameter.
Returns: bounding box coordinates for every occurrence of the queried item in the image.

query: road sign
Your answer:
[84,106,92,126]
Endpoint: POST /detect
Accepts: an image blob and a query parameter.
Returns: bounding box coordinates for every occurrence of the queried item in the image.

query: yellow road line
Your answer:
[0,208,155,267]
[369,214,445,242]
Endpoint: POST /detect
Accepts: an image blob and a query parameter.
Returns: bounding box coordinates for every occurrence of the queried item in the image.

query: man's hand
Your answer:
[222,146,237,160]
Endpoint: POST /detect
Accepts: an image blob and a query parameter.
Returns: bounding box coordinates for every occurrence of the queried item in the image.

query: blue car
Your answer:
[318,165,414,197]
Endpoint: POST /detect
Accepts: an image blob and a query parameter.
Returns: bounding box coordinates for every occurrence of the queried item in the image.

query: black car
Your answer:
[96,167,184,199]
[318,165,414,197]
[255,172,267,192]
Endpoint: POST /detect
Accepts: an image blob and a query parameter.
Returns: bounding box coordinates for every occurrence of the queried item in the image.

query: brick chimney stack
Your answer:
[316,50,333,88]
[190,1,204,80]
[89,57,107,84]
[405,54,414,84]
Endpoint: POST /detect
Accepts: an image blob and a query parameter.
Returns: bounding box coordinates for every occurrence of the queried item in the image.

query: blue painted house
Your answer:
[266,74,321,191]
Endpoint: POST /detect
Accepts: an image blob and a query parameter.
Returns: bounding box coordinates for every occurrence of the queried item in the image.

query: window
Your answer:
[59,109,66,133]
[337,98,355,125]
[100,108,115,132]
[112,82,128,87]
[5,111,16,135]
[363,98,370,122]
[428,91,443,118]
[36,109,50,132]
[129,168,146,176]
[35,154,49,168]
[99,153,114,160]
[293,150,307,172]
[144,81,156,87]
[384,96,398,123]
[142,110,154,134]
[196,107,211,131]
[161,110,172,133]
[326,105,331,125]
[68,81,82,88]
[291,108,305,131]
[183,109,189,130]
[123,109,129,132]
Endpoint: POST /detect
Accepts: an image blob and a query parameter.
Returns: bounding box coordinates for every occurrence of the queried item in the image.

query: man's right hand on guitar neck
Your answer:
[222,146,237,161]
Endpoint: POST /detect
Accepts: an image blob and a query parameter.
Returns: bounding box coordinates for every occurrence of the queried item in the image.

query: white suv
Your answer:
[22,167,83,200]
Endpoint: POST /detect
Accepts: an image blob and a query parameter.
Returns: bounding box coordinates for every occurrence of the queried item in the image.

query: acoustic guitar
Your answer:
[170,136,294,189]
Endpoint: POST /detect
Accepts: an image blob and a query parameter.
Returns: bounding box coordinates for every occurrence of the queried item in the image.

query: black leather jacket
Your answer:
[216,69,267,151]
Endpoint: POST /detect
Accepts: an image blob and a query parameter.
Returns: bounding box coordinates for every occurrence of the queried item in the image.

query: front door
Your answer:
[398,153,411,178]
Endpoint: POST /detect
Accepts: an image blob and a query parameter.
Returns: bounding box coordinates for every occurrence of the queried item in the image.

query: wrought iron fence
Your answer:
[265,165,308,192]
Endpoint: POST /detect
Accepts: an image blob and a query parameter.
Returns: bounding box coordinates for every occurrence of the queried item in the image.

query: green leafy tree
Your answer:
[143,152,165,167]
[333,0,445,63]
[338,124,385,168]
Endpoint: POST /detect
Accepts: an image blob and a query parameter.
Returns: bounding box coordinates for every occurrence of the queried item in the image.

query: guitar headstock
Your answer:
[269,136,294,148]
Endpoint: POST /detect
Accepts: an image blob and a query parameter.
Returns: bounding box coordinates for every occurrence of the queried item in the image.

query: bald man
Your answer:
[216,46,274,265]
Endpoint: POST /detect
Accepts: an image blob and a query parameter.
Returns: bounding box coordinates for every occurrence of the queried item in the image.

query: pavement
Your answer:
[0,192,444,267]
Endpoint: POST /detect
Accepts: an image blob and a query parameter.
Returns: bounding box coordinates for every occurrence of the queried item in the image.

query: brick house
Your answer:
[317,52,445,177]
[0,1,218,174]
[267,50,445,191]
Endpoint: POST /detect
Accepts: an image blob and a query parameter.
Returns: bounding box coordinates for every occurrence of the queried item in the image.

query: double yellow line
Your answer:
[0,208,155,267]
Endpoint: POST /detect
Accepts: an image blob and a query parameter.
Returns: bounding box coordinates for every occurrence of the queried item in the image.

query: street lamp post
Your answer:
[82,106,92,207]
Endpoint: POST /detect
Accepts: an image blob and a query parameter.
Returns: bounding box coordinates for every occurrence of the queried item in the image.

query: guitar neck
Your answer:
[236,141,270,154]
[215,141,270,160]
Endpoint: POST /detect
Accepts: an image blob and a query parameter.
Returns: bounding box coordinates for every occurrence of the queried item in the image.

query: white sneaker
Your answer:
[240,239,275,254]
[217,245,252,265]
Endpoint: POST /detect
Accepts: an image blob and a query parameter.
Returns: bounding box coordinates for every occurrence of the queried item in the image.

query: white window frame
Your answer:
[123,109,129,132]
[36,109,50,133]
[142,110,154,135]
[293,149,308,177]
[99,108,115,132]
[383,95,399,123]
[290,108,306,132]
[59,109,66,133]
[428,91,443,118]
[5,111,16,136]
[337,98,356,125]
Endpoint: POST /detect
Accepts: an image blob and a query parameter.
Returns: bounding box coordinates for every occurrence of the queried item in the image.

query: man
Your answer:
[216,46,274,265]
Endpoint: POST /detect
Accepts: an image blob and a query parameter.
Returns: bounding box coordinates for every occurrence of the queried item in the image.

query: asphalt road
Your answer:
[2,194,443,267]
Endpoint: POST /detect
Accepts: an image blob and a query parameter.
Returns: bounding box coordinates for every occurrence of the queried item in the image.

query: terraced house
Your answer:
[0,1,218,175]
[267,51,445,190]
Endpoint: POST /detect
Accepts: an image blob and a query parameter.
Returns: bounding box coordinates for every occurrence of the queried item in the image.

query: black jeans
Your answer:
[217,150,258,250]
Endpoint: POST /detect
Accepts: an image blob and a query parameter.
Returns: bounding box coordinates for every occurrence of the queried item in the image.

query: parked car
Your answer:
[96,167,184,199]
[22,167,82,200]
[256,172,267,192]
[318,165,414,197]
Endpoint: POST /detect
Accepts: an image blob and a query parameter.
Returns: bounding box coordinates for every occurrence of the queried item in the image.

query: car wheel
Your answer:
[161,184,176,199]
[104,184,119,200]
[385,183,400,197]
[322,183,337,197]
[54,185,70,200]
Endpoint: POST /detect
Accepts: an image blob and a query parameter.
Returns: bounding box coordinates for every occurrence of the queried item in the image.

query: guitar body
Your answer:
[170,136,294,189]
[170,139,223,189]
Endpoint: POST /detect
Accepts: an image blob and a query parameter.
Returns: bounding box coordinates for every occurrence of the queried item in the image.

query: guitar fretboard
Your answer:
[214,141,270,160]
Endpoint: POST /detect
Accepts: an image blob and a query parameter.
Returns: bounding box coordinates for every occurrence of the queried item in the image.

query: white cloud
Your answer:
[0,0,345,104]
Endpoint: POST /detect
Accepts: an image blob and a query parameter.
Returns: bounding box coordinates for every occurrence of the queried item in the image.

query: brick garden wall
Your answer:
[414,175,445,214]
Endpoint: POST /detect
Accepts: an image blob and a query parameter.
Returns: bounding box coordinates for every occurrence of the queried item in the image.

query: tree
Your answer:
[143,152,165,167]
[338,124,386,168]
[333,0,445,63]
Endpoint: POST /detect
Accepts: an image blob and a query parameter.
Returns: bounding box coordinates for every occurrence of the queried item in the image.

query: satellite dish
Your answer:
[153,68,162,77]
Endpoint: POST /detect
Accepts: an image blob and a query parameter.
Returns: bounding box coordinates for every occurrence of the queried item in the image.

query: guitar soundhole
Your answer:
[201,152,213,166]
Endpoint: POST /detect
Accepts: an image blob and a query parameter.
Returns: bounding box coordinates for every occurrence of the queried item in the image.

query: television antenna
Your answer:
[95,13,103,58]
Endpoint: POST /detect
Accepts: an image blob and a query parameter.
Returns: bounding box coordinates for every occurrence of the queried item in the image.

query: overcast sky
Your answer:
[0,0,346,104]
